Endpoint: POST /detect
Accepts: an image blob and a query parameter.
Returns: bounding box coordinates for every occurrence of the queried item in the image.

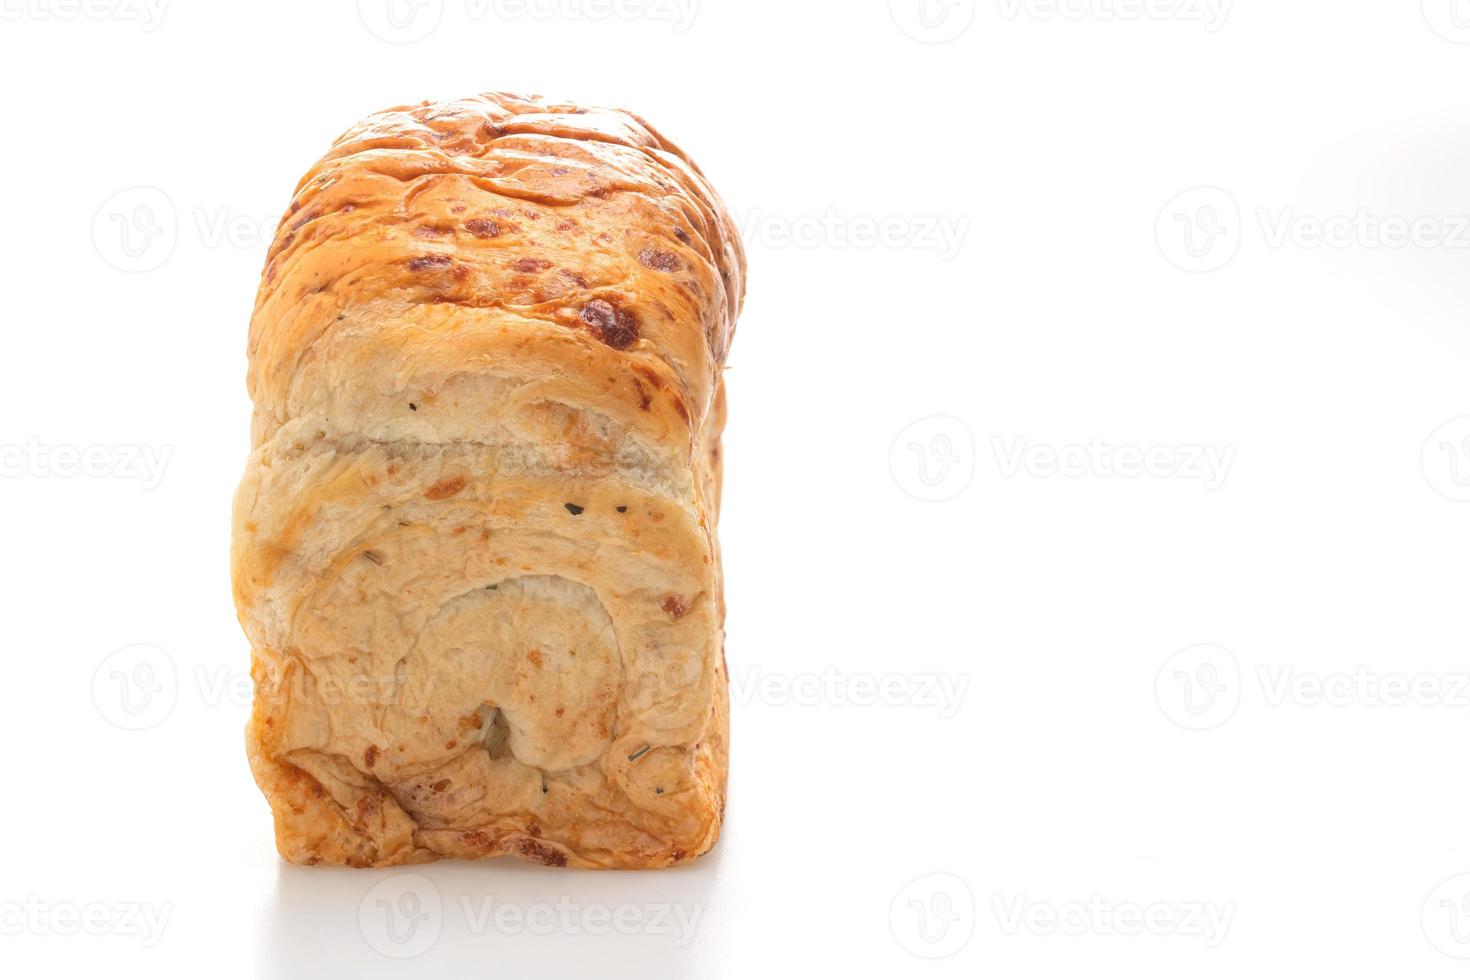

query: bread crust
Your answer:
[232,92,743,869]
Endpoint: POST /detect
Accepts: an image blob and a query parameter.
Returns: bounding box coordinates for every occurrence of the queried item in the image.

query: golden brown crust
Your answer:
[233,92,742,869]
[247,91,742,450]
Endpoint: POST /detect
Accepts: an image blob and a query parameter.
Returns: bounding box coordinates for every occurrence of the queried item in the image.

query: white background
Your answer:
[3,0,1470,976]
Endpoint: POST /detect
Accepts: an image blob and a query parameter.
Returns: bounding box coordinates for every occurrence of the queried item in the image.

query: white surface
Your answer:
[3,0,1470,976]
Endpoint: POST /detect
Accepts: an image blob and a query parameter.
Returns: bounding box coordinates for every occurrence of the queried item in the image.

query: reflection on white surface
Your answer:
[257,851,726,978]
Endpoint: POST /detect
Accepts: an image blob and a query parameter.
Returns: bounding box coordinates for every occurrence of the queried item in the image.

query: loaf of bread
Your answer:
[231,92,744,869]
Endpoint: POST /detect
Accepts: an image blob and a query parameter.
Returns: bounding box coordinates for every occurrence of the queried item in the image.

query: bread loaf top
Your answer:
[245,92,744,454]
